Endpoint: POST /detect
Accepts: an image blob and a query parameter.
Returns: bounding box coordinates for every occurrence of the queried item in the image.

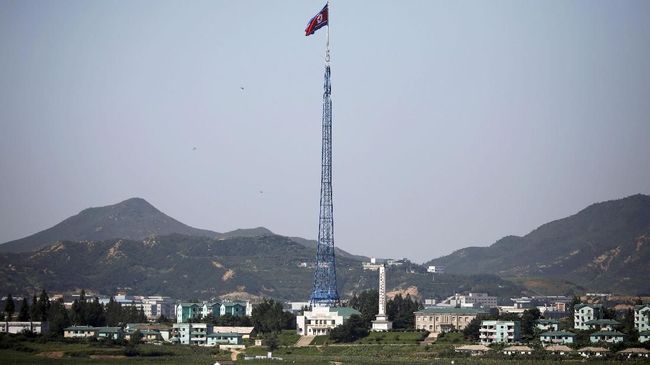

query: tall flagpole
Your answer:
[326,0,330,64]
[310,0,339,307]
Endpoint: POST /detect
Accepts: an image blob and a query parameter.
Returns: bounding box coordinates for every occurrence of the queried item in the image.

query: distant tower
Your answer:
[372,265,392,331]
[309,51,340,307]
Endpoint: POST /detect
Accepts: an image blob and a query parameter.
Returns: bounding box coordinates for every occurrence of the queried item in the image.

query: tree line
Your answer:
[2,290,148,336]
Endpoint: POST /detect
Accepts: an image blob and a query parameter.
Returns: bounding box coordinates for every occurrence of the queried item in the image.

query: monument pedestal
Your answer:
[371,315,393,331]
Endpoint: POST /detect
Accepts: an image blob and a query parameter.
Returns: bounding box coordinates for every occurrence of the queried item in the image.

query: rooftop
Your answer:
[591,330,625,337]
[544,345,573,352]
[416,307,488,315]
[536,319,559,324]
[585,319,620,326]
[540,331,576,337]
[503,346,533,351]
[330,307,361,318]
[575,303,603,310]
[618,348,650,354]
[455,345,490,351]
[578,347,609,352]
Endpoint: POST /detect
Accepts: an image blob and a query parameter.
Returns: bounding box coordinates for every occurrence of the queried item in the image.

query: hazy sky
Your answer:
[1,0,649,262]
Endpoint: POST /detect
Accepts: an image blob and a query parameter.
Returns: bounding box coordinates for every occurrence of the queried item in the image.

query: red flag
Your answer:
[305,4,328,36]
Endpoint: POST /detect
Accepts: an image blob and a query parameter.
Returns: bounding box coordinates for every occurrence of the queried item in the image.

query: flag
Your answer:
[305,4,328,36]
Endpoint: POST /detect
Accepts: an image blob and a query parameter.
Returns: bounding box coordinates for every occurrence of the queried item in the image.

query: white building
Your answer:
[172,323,213,345]
[574,304,604,330]
[0,321,48,335]
[296,306,361,336]
[438,293,497,308]
[635,305,650,332]
[427,266,445,273]
[479,320,521,345]
[64,326,98,338]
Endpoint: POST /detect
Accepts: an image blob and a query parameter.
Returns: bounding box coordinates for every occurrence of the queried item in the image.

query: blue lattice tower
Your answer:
[309,57,340,307]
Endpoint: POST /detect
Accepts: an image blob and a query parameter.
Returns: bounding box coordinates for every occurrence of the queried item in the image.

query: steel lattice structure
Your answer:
[309,63,340,307]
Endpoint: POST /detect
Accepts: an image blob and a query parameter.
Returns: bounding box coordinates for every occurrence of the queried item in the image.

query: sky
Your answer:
[1,0,649,262]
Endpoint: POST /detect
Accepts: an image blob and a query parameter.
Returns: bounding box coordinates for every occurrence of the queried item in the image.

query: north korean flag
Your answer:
[305,4,328,36]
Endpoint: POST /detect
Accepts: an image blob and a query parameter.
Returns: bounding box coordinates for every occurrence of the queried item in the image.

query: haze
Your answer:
[1,0,649,262]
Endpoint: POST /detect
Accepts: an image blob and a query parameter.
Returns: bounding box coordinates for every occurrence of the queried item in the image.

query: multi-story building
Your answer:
[635,305,650,332]
[172,323,213,345]
[539,330,576,344]
[220,302,247,317]
[414,307,487,337]
[140,296,175,320]
[437,293,497,308]
[479,320,521,345]
[202,302,221,318]
[574,304,603,330]
[176,303,202,323]
[296,306,361,336]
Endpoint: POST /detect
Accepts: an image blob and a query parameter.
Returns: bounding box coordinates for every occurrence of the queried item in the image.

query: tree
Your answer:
[463,317,482,341]
[17,297,30,321]
[36,290,50,322]
[329,314,368,343]
[29,295,38,322]
[349,290,378,328]
[85,297,106,326]
[4,294,15,319]
[252,299,294,333]
[603,307,617,320]
[567,296,580,327]
[105,297,122,326]
[265,333,279,351]
[130,329,143,345]
[47,299,71,336]
[521,308,541,339]
[387,294,420,329]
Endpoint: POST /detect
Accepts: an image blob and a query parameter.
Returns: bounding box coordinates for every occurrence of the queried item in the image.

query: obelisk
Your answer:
[371,264,392,331]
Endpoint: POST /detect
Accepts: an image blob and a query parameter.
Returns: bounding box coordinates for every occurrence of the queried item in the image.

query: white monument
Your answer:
[371,265,392,331]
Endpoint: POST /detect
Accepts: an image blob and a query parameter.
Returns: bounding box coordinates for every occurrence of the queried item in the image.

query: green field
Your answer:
[0,334,647,365]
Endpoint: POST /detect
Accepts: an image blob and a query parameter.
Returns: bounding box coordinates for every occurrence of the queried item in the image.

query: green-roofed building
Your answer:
[539,330,576,344]
[414,307,488,336]
[590,330,625,344]
[206,332,243,347]
[175,303,201,323]
[97,327,124,340]
[536,319,559,332]
[584,319,620,331]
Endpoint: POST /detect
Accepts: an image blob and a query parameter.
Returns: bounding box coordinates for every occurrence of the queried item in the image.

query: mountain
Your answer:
[426,194,650,294]
[0,234,523,300]
[0,198,219,253]
[0,198,363,261]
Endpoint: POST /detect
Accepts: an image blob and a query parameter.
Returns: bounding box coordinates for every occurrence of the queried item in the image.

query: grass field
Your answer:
[1,334,647,365]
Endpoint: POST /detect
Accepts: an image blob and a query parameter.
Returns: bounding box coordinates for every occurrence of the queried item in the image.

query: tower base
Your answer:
[371,315,392,332]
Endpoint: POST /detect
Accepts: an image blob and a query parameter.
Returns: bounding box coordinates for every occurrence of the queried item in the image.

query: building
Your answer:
[0,321,49,335]
[539,330,576,344]
[535,319,559,332]
[438,293,497,308]
[97,327,124,340]
[175,303,202,323]
[618,348,650,359]
[502,345,533,355]
[584,319,620,331]
[172,323,213,345]
[639,331,650,343]
[574,304,603,330]
[220,302,247,317]
[125,323,172,342]
[206,332,244,348]
[415,307,487,337]
[140,296,175,321]
[212,326,255,339]
[479,320,521,345]
[64,326,98,338]
[296,306,361,336]
[544,345,573,356]
[202,302,221,318]
[635,305,650,332]
[590,330,625,344]
[577,346,609,358]
[427,266,445,273]
[454,344,490,356]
